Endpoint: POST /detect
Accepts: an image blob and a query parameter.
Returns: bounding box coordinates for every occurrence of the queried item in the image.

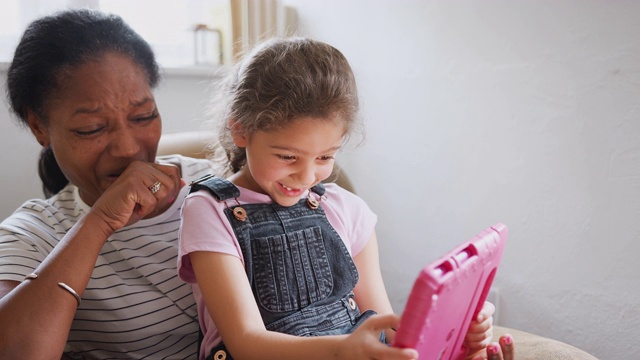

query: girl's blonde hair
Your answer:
[214,37,361,173]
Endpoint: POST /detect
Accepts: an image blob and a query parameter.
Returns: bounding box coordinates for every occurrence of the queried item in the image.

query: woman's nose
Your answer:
[109,125,140,158]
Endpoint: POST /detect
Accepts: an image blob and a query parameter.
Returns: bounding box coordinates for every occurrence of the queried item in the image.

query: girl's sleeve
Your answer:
[324,184,377,258]
[177,191,243,283]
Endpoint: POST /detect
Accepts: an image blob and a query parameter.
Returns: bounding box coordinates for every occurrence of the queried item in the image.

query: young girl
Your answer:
[178,37,512,360]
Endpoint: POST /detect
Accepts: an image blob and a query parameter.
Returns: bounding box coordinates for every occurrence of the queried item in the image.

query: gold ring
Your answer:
[149,181,161,195]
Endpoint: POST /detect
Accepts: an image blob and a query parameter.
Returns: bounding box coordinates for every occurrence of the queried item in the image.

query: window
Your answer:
[0,0,295,68]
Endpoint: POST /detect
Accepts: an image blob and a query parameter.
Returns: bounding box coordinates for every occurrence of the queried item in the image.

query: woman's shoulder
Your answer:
[0,185,83,265]
[3,185,85,225]
[156,154,229,182]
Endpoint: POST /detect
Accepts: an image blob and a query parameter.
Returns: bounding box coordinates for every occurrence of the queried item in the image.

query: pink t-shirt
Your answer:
[178,182,377,360]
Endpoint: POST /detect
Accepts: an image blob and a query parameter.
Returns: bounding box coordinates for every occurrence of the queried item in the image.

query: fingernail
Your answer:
[487,344,499,355]
[181,178,187,187]
[168,196,175,204]
[503,335,512,345]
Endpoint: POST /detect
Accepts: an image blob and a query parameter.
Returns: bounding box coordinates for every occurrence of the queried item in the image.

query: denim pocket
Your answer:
[252,226,333,312]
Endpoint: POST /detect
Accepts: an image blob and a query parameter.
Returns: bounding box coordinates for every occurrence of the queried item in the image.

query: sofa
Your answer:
[159,131,598,360]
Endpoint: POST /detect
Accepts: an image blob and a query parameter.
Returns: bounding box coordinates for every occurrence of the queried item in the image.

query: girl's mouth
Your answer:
[278,182,305,197]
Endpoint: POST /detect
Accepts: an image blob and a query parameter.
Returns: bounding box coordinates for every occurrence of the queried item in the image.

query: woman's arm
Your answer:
[0,212,116,359]
[190,251,417,360]
[0,161,183,359]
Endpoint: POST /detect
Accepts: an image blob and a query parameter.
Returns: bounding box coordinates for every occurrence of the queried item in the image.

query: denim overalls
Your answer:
[190,175,378,360]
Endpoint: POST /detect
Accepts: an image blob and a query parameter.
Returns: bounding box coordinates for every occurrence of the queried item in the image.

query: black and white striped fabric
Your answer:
[0,155,219,359]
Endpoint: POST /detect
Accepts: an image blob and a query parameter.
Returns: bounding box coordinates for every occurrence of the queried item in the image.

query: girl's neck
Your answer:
[228,168,264,195]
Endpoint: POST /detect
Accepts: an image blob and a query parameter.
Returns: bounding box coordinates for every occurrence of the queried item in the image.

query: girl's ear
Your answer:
[229,120,248,147]
[26,109,50,148]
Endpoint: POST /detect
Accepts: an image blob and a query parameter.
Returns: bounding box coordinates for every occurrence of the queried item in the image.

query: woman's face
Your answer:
[28,53,161,206]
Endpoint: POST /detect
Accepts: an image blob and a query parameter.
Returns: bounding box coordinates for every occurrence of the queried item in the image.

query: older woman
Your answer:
[0,9,222,359]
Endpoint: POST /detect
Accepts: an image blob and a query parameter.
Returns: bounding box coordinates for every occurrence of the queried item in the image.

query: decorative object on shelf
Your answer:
[193,24,223,65]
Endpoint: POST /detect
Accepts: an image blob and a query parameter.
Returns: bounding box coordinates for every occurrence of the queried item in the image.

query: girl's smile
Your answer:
[277,182,305,197]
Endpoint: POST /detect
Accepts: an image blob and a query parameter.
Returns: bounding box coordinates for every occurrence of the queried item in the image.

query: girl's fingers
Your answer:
[468,315,493,334]
[486,342,503,360]
[362,313,401,332]
[477,301,496,322]
[499,334,515,360]
[486,336,515,360]
[345,314,418,360]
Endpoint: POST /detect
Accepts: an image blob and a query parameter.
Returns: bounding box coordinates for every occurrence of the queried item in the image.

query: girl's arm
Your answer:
[352,231,397,342]
[189,251,418,360]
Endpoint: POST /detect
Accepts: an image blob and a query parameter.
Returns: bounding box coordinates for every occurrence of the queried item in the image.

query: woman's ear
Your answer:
[26,109,50,147]
[229,120,248,147]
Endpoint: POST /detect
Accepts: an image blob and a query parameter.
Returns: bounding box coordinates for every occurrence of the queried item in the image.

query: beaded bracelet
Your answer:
[24,273,82,307]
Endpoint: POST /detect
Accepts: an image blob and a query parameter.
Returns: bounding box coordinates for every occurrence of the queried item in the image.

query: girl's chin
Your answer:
[273,197,301,207]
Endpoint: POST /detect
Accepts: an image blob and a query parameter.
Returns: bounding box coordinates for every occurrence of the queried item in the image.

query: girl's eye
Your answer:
[318,155,335,161]
[277,154,296,161]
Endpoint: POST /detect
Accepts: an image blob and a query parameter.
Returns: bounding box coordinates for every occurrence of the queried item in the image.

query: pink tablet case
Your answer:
[392,223,508,360]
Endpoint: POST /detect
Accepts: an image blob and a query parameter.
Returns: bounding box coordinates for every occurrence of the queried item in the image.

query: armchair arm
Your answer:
[158,131,212,159]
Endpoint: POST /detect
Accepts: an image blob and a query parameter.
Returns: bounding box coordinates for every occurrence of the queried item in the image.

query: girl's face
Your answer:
[231,117,345,207]
[27,53,161,206]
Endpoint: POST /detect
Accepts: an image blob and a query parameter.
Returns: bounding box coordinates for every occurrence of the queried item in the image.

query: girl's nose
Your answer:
[293,164,316,187]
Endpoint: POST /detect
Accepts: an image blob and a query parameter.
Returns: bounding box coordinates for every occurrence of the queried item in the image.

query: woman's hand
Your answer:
[90,160,183,233]
[338,314,418,360]
[465,301,515,360]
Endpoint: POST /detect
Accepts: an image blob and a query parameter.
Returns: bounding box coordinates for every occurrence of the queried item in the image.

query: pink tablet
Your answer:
[392,223,508,360]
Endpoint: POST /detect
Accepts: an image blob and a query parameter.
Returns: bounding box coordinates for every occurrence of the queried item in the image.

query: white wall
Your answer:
[1,1,638,358]
[282,1,639,359]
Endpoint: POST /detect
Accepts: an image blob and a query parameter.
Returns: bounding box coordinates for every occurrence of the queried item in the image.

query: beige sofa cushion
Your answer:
[494,326,597,359]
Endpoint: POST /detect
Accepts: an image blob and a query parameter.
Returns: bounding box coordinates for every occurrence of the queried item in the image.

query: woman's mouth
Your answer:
[106,172,122,181]
[103,171,125,187]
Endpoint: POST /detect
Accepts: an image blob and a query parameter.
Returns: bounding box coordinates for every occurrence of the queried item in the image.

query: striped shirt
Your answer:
[0,155,220,359]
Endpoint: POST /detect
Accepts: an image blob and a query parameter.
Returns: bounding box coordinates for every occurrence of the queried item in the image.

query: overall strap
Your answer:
[189,174,240,201]
[310,182,326,196]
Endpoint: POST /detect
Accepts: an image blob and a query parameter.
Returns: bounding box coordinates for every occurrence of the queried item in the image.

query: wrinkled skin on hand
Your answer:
[90,161,183,233]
